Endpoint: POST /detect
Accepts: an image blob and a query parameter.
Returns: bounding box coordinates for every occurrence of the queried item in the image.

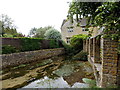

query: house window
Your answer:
[68,28,73,32]
[82,28,88,31]
[66,37,71,44]
[82,28,86,31]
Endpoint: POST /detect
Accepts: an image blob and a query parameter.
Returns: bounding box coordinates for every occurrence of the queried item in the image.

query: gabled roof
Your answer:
[61,19,67,28]
[61,18,87,29]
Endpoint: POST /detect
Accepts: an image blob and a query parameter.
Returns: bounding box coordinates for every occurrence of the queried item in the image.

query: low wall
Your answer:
[0,48,65,69]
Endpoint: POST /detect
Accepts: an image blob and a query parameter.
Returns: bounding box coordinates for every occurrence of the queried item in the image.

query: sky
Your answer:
[0,0,71,35]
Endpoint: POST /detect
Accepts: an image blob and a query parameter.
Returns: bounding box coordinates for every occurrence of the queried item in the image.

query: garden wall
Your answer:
[2,38,21,49]
[2,37,63,50]
[0,48,65,69]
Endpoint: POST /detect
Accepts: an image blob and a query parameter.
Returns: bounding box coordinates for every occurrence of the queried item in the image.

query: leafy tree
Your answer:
[44,28,61,40]
[68,1,120,39]
[29,26,54,38]
[0,14,22,37]
[0,14,17,29]
[0,21,2,37]
[29,27,37,37]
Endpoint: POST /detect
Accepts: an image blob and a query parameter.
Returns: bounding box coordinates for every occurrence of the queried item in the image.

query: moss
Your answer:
[82,78,96,87]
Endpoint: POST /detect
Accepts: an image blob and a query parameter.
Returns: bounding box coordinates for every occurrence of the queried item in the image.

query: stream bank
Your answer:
[1,55,95,89]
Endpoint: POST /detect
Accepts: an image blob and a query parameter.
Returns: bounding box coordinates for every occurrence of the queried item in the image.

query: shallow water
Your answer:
[21,76,89,88]
[2,55,95,88]
[20,57,94,88]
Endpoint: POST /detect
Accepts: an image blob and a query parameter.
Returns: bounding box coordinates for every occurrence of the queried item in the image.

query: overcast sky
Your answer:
[0,0,71,35]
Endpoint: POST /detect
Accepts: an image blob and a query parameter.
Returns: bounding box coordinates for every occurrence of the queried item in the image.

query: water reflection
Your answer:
[22,76,89,88]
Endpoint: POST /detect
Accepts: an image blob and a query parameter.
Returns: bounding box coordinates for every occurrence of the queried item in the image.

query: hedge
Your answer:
[2,37,63,54]
[19,37,42,51]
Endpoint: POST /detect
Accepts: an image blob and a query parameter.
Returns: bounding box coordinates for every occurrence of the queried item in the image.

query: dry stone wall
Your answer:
[0,48,65,69]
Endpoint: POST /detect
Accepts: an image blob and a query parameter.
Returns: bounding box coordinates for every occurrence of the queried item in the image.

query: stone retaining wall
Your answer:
[0,48,65,69]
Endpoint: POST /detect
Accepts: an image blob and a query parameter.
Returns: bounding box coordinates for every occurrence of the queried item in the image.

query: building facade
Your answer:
[61,18,99,44]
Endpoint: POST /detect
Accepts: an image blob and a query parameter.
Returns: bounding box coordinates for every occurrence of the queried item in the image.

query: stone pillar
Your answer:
[100,36,118,87]
[89,38,93,57]
[83,40,86,52]
[86,39,89,53]
[93,37,101,63]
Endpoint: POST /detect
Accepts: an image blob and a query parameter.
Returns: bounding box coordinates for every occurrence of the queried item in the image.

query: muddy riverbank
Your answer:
[1,55,95,89]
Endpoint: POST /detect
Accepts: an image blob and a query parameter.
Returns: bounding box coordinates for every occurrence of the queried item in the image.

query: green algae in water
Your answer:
[52,60,86,77]
[53,64,75,76]
[82,78,96,87]
[11,64,29,70]
[36,59,53,67]
[0,70,3,74]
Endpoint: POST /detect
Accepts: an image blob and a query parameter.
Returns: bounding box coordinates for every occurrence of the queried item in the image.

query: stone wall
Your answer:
[0,48,65,69]
[117,54,120,85]
[84,35,119,87]
[100,37,118,87]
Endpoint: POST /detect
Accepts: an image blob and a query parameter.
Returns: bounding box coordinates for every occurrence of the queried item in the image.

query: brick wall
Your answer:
[0,48,65,69]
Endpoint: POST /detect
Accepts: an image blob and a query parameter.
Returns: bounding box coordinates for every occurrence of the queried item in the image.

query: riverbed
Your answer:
[1,55,95,88]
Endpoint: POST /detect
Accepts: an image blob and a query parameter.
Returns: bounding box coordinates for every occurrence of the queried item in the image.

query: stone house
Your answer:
[61,18,101,44]
[61,18,89,44]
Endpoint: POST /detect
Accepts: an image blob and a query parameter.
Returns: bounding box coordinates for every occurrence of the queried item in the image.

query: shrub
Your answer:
[19,37,42,51]
[44,28,61,40]
[2,45,19,54]
[70,34,88,53]
[72,50,88,61]
[61,41,75,56]
[49,39,59,49]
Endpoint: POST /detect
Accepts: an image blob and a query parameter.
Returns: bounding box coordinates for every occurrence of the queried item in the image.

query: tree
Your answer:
[0,21,2,37]
[28,26,54,38]
[44,28,61,40]
[68,1,102,22]
[29,27,37,37]
[0,14,18,37]
[68,1,120,39]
